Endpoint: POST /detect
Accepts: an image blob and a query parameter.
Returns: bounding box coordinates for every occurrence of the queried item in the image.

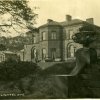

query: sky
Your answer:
[0,0,100,37]
[29,0,100,27]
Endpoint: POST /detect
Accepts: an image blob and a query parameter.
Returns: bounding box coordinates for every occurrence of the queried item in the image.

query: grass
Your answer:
[0,60,100,99]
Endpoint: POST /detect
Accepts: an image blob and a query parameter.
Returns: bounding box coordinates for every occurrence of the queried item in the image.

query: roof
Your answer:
[39,18,100,29]
[60,19,84,26]
[39,20,62,28]
[39,19,84,28]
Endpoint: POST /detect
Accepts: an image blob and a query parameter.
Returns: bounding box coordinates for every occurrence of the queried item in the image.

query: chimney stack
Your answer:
[47,19,53,23]
[66,15,72,22]
[86,18,94,24]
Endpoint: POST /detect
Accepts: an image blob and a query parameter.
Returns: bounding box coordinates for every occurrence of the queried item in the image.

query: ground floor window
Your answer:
[31,47,38,59]
[67,45,76,58]
[51,48,56,60]
[42,48,46,60]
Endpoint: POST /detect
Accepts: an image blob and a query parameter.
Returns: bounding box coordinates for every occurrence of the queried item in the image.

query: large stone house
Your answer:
[19,15,100,62]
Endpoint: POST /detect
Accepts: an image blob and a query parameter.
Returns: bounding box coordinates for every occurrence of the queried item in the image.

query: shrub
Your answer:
[0,60,41,81]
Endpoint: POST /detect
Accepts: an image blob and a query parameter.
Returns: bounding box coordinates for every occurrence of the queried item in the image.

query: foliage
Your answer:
[0,60,41,81]
[0,44,6,51]
[0,0,35,21]
[72,25,97,46]
[0,35,33,51]
[0,0,38,35]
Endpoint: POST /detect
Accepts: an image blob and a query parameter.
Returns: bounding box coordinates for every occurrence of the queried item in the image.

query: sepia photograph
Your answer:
[0,0,100,99]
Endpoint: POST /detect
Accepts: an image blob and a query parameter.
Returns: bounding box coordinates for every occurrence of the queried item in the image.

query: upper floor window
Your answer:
[33,36,36,43]
[51,32,57,40]
[69,30,74,39]
[42,31,46,40]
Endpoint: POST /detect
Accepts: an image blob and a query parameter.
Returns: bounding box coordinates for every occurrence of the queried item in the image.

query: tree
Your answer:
[0,44,6,51]
[72,25,96,47]
[0,0,38,36]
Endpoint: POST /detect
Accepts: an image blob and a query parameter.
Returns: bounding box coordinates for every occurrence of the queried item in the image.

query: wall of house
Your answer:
[62,24,83,60]
[38,26,63,61]
[23,45,33,61]
[21,22,100,62]
[17,51,24,61]
[48,26,63,60]
[38,27,49,60]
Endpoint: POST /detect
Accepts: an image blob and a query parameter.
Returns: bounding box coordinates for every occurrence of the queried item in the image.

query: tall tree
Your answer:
[0,0,38,36]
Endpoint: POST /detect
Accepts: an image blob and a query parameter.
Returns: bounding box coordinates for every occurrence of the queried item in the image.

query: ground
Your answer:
[0,60,100,99]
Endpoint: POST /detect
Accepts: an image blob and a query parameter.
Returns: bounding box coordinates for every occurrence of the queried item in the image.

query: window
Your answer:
[69,30,74,39]
[70,45,75,57]
[51,32,57,40]
[31,48,37,59]
[33,37,36,43]
[33,49,37,58]
[51,48,56,60]
[66,30,70,40]
[68,45,75,58]
[42,48,46,60]
[42,32,46,40]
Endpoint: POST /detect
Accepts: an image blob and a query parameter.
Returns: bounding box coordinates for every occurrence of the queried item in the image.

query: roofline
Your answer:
[61,21,84,27]
[82,21,100,29]
[38,20,100,29]
[38,24,62,29]
[61,21,100,29]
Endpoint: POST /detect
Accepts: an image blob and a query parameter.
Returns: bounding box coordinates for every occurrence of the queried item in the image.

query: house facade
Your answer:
[20,15,100,62]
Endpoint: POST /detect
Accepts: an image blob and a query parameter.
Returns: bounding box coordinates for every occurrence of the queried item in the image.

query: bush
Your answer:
[72,25,96,46]
[0,60,41,81]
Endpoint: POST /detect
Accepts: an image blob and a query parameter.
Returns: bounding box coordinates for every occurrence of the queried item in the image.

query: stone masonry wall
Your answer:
[68,63,100,98]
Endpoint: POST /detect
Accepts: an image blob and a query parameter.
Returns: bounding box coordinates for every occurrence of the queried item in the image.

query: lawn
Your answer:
[0,60,75,99]
[0,60,100,99]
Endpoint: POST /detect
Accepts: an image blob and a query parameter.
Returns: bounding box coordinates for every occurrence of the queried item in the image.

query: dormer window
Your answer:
[51,32,57,40]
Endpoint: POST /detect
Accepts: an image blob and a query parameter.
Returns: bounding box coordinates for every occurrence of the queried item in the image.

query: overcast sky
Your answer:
[0,0,100,37]
[29,0,100,27]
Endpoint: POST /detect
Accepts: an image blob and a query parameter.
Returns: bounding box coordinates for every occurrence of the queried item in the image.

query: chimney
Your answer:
[86,18,94,24]
[66,15,72,22]
[47,19,53,23]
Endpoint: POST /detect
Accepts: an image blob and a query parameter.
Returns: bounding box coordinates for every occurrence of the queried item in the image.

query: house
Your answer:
[0,51,19,62]
[19,15,100,62]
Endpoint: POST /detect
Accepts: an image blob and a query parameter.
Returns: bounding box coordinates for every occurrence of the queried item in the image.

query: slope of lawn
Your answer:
[0,60,74,99]
[0,59,100,99]
[40,61,75,75]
